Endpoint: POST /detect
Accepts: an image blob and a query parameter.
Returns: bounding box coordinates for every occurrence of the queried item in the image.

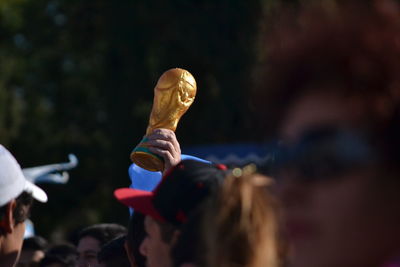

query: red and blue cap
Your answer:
[114,160,227,226]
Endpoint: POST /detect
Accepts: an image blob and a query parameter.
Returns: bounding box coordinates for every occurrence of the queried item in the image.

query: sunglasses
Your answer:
[273,127,378,182]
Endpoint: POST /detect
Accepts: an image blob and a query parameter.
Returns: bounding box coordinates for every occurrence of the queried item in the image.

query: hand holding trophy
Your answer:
[131,68,197,172]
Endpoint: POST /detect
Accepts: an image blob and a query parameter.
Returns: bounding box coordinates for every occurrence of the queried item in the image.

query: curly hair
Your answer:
[254,0,400,139]
[252,0,400,177]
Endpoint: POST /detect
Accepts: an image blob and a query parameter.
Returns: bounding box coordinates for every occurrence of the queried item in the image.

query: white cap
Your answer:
[0,145,48,207]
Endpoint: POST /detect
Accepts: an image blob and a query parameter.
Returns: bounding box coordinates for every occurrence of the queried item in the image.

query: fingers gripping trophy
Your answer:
[131,68,197,172]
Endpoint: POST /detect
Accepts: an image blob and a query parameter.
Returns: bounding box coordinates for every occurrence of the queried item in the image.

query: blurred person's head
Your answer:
[17,235,48,267]
[124,212,146,267]
[40,243,77,267]
[173,169,280,267]
[76,223,126,267]
[40,259,67,266]
[255,1,400,267]
[97,235,130,267]
[0,145,47,267]
[114,160,227,267]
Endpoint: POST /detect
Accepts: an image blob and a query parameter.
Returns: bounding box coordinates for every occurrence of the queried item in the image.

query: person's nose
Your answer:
[277,170,309,209]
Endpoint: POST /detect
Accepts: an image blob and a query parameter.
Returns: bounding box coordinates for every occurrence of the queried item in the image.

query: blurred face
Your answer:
[277,91,400,267]
[76,236,104,267]
[17,249,45,267]
[139,216,173,267]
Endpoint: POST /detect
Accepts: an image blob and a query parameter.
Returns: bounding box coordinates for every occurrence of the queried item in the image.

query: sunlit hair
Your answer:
[203,168,280,267]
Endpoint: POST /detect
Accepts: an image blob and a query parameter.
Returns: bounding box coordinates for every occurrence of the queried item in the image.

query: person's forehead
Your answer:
[280,91,362,142]
[144,215,165,238]
[144,215,156,229]
[18,249,38,262]
[31,250,45,262]
[77,235,101,251]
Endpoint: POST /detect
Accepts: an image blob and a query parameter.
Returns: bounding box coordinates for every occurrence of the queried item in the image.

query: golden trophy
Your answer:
[131,68,197,172]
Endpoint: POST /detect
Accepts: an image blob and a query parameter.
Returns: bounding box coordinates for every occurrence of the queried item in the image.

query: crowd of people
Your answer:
[1,0,400,266]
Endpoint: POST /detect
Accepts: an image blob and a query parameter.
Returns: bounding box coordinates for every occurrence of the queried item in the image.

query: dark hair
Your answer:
[78,223,127,247]
[0,191,34,234]
[153,160,227,227]
[40,243,77,267]
[126,212,146,267]
[98,235,130,267]
[22,236,48,250]
[254,1,400,141]
[13,192,34,223]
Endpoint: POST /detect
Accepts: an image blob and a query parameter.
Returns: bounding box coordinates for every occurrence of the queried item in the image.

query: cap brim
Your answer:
[24,180,48,203]
[114,188,164,222]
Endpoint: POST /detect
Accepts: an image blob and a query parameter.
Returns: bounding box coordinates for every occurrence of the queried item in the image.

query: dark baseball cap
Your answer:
[114,160,228,226]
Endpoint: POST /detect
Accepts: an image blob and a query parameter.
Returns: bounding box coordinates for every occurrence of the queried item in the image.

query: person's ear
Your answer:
[0,200,16,233]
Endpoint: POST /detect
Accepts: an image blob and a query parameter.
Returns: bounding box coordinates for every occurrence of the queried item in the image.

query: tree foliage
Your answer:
[0,0,270,240]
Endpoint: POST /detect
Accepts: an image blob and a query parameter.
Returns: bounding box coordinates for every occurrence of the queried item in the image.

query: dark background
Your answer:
[0,0,293,241]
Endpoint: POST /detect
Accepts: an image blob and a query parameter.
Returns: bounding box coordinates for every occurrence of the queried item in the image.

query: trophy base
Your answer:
[131,145,164,172]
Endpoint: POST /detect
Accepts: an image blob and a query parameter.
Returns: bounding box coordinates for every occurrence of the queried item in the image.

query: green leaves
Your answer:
[0,0,267,240]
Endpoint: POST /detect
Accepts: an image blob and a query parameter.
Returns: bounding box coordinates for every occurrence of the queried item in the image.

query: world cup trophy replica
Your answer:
[130,68,197,172]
